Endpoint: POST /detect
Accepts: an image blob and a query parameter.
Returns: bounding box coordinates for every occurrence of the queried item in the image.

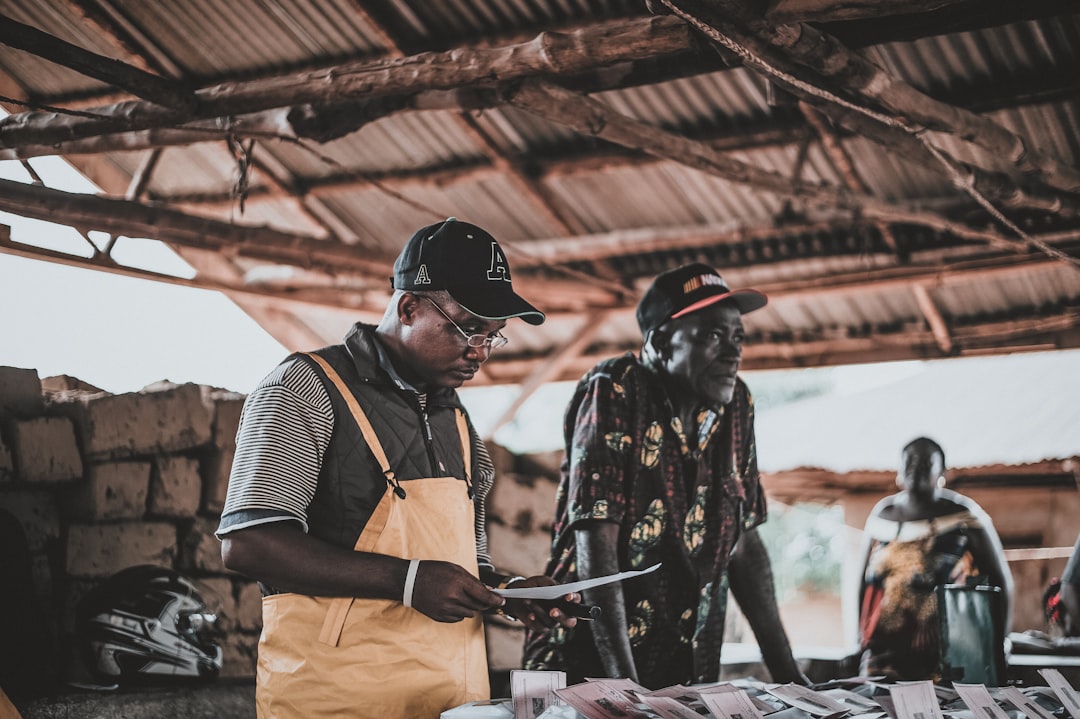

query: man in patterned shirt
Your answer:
[218,218,578,718]
[524,263,805,688]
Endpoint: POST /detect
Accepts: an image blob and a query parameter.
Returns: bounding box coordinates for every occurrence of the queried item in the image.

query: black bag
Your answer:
[937,581,1006,685]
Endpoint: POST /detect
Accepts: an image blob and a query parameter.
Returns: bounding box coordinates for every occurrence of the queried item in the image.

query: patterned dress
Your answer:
[859,510,983,680]
[522,353,766,688]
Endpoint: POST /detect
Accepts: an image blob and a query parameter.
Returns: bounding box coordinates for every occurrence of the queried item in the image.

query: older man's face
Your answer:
[661,302,745,406]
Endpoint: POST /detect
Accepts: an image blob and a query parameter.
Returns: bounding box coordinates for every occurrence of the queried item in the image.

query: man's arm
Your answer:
[727,527,807,684]
[222,522,503,622]
[576,521,638,682]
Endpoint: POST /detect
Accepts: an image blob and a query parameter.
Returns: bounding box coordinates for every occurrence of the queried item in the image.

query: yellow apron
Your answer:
[256,355,490,718]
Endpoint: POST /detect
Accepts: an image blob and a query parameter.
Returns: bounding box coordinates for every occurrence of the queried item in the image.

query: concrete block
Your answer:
[56,383,214,459]
[0,434,13,481]
[29,552,56,620]
[149,455,201,518]
[235,580,263,632]
[219,632,259,679]
[181,517,227,574]
[40,375,105,394]
[0,490,61,552]
[211,394,246,449]
[488,472,559,534]
[61,578,98,634]
[486,522,551,579]
[484,618,526,671]
[8,416,83,482]
[65,522,177,578]
[200,446,235,516]
[0,366,44,419]
[65,461,151,521]
[197,576,238,632]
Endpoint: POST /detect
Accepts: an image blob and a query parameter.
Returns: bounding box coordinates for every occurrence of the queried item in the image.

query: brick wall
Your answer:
[0,366,257,684]
[0,365,562,688]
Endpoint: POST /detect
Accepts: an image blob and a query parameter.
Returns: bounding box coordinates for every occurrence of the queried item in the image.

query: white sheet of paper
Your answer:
[638,696,703,719]
[889,681,946,719]
[821,688,881,714]
[642,685,701,704]
[494,564,661,599]
[700,687,769,719]
[1000,686,1058,719]
[555,680,651,719]
[512,670,567,719]
[1038,669,1080,718]
[699,684,778,714]
[954,683,1010,719]
[768,683,850,717]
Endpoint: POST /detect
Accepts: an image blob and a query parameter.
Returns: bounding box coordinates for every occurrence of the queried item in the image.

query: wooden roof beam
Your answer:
[504,78,1036,255]
[484,311,614,439]
[481,310,1080,383]
[0,234,384,319]
[799,101,899,252]
[660,0,1080,194]
[0,177,395,278]
[912,283,954,354]
[0,16,694,150]
[0,13,193,110]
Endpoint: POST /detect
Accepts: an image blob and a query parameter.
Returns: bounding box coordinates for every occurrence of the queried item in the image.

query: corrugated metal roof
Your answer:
[1,0,1078,399]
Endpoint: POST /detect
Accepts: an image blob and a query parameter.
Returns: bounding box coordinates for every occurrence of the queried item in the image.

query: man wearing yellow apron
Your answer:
[217,219,578,718]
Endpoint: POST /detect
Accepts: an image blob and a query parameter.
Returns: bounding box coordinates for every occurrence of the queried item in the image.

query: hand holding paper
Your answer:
[493,563,661,600]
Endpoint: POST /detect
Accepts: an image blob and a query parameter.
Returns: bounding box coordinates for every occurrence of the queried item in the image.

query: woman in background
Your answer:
[856,437,1013,680]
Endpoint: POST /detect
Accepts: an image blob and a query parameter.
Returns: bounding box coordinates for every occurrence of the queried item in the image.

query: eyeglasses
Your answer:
[421,296,509,350]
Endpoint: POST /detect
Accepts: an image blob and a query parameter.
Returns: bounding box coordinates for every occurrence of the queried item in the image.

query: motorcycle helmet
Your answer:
[76,565,223,683]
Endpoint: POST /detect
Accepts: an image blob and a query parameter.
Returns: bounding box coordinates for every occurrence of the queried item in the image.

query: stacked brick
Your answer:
[0,364,564,690]
[482,446,563,678]
[0,366,259,683]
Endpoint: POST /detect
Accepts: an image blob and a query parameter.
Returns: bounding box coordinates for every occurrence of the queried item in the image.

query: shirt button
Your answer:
[592,473,600,480]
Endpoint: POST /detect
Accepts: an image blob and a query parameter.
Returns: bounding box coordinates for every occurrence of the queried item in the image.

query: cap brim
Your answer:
[670,289,768,319]
[452,289,546,326]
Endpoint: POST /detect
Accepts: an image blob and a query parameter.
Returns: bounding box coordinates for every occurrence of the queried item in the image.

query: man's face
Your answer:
[659,302,745,406]
[400,294,506,390]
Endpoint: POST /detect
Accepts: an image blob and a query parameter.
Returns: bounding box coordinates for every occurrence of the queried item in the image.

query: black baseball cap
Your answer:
[636,263,767,334]
[392,218,545,325]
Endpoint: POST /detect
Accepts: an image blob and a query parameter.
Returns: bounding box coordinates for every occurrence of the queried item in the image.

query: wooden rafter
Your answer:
[503,78,1049,256]
[0,177,395,277]
[3,17,1074,231]
[0,16,694,149]
[0,13,192,109]
[661,0,1080,194]
[484,311,614,438]
[912,283,954,354]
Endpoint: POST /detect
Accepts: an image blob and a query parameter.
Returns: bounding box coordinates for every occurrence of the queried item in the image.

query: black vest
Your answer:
[299,325,471,550]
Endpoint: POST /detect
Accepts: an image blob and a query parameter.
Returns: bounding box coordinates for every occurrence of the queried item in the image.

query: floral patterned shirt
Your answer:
[523,352,766,687]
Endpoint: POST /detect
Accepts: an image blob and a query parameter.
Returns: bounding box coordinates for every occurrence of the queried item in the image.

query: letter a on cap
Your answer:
[487,243,511,282]
[415,264,432,284]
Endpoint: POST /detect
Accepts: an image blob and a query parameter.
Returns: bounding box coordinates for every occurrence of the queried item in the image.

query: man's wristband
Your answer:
[403,559,420,608]
[494,575,525,620]
[495,575,526,591]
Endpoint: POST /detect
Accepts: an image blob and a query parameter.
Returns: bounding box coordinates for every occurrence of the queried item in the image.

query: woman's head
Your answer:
[897,436,946,495]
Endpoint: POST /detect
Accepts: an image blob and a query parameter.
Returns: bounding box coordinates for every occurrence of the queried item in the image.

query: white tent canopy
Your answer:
[755,348,1080,474]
